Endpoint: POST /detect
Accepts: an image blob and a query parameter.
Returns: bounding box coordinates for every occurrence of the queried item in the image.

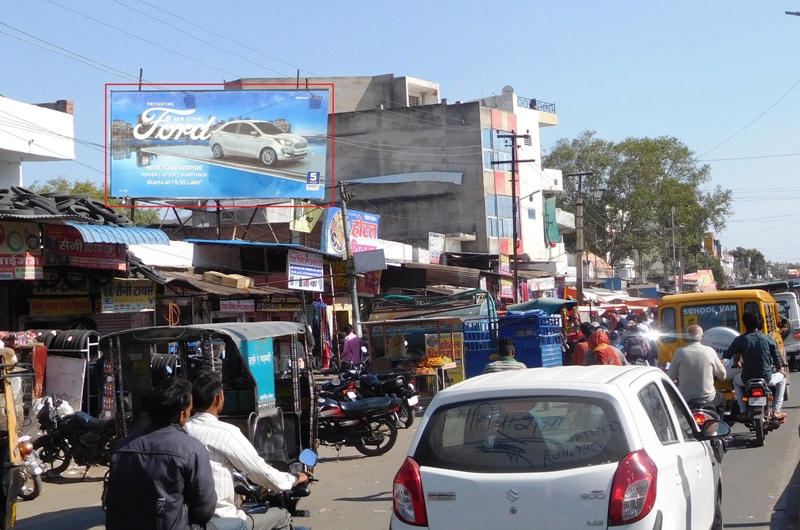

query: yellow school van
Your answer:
[657,290,788,406]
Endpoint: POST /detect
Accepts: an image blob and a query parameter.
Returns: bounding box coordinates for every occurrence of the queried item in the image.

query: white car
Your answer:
[391,366,728,530]
[209,120,308,166]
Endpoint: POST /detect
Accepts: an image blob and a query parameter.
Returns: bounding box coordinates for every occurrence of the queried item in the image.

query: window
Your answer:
[482,128,513,170]
[527,208,536,220]
[486,194,520,239]
[660,307,676,343]
[662,382,696,442]
[221,123,239,133]
[408,95,420,106]
[413,396,629,473]
[238,122,256,135]
[680,303,740,332]
[638,383,678,444]
[253,122,285,135]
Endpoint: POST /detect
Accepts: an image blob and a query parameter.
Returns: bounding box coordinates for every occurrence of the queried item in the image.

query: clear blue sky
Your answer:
[3,1,800,261]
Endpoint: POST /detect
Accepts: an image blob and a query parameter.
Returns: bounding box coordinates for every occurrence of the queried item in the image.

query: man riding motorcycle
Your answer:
[667,324,727,417]
[724,311,788,421]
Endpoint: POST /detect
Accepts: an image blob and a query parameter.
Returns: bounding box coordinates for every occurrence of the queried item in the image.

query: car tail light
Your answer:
[608,450,657,526]
[750,388,764,397]
[795,331,800,340]
[393,457,427,526]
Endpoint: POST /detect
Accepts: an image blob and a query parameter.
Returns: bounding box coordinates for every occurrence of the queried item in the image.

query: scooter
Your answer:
[317,394,401,457]
[16,434,44,501]
[687,398,727,463]
[233,449,318,530]
[742,378,782,446]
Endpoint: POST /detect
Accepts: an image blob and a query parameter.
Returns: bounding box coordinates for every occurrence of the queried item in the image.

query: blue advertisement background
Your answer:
[109,89,329,200]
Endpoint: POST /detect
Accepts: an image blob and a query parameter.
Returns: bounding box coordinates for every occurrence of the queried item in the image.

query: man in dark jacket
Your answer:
[105,378,244,530]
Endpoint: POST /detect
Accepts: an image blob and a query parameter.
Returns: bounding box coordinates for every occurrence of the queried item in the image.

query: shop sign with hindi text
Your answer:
[219,299,255,313]
[287,249,324,292]
[0,222,42,280]
[256,296,303,312]
[101,280,156,313]
[43,225,127,271]
[29,297,92,316]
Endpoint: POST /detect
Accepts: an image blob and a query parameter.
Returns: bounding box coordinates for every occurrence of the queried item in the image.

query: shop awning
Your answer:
[164,272,291,297]
[65,222,170,245]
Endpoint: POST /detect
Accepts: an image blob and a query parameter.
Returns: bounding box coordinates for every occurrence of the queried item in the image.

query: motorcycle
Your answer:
[233,448,318,529]
[742,378,782,446]
[17,434,44,501]
[687,398,727,463]
[317,394,401,456]
[33,395,118,476]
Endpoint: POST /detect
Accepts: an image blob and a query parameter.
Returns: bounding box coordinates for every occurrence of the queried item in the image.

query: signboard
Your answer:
[43,225,127,271]
[329,260,382,295]
[287,249,324,292]
[256,296,303,312]
[424,332,465,384]
[528,277,556,291]
[500,254,511,276]
[109,88,330,200]
[219,299,255,313]
[101,280,156,313]
[428,233,445,264]
[241,337,275,404]
[33,271,90,296]
[289,200,324,233]
[500,278,514,299]
[30,297,92,316]
[320,207,380,256]
[0,222,42,280]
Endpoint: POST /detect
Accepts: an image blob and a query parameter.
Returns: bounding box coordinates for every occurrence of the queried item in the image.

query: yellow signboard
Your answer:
[256,296,303,312]
[30,297,92,316]
[424,332,465,384]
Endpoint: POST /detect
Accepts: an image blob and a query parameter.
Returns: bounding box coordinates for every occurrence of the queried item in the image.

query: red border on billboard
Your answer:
[104,82,335,209]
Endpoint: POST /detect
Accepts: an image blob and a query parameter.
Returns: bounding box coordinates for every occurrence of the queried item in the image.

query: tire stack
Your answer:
[151,354,180,386]
[46,330,100,361]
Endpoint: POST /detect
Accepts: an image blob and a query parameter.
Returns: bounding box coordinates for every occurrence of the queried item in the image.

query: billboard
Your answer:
[320,207,380,256]
[287,249,324,292]
[109,88,330,200]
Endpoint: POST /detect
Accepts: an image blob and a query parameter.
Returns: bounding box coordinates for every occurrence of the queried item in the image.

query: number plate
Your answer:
[407,395,419,406]
[749,397,767,406]
[346,391,357,401]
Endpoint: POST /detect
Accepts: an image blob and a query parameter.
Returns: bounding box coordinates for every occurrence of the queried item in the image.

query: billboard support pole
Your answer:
[216,200,221,240]
[339,181,362,338]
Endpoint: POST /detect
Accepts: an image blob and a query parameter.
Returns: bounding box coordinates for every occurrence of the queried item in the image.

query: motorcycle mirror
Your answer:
[361,346,368,354]
[331,378,340,386]
[298,448,318,468]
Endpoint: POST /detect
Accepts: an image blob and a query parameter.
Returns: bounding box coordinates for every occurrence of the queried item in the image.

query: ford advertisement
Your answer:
[108,87,329,200]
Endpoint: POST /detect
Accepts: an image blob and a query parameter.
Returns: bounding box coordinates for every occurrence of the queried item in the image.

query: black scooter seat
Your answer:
[338,396,399,419]
[68,411,115,434]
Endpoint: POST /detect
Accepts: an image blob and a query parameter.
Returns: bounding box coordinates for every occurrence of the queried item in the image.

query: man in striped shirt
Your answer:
[483,337,527,374]
[185,371,309,530]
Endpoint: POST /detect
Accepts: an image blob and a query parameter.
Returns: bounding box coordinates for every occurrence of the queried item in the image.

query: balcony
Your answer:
[556,208,575,232]
[517,96,558,127]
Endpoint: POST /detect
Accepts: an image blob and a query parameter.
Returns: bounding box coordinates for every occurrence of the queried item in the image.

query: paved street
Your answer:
[13,405,800,530]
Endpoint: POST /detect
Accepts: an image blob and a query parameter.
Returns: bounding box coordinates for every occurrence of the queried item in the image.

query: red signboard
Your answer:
[43,225,127,271]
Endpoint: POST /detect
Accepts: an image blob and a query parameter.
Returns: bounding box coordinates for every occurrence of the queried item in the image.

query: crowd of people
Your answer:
[569,309,659,367]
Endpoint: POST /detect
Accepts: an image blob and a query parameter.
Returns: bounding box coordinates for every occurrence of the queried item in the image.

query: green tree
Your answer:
[543,131,732,271]
[29,178,162,227]
[730,247,767,279]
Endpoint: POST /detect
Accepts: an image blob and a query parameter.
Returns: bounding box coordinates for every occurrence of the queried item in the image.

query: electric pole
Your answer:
[492,130,535,303]
[339,181,362,338]
[671,206,677,293]
[565,172,593,305]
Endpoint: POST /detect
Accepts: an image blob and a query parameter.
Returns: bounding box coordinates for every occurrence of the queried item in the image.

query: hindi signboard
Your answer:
[287,249,324,292]
[219,299,255,313]
[428,232,445,264]
[43,225,127,271]
[101,280,156,313]
[320,207,380,256]
[0,222,42,280]
[30,297,92,316]
[109,88,330,200]
[256,296,303,312]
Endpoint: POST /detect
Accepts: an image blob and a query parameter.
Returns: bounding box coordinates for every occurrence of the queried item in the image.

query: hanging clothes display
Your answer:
[314,301,332,369]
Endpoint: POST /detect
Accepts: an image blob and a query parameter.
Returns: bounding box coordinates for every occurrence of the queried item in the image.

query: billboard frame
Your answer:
[104,82,336,210]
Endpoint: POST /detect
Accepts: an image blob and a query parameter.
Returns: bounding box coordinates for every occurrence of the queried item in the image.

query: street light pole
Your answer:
[492,130,535,303]
[339,181,362,338]
[565,172,593,305]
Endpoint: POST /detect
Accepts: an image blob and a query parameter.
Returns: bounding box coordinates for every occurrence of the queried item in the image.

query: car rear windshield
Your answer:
[414,396,630,473]
[679,303,740,332]
[253,122,285,135]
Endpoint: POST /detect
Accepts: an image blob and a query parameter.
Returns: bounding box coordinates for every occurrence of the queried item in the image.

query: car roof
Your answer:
[440,365,660,396]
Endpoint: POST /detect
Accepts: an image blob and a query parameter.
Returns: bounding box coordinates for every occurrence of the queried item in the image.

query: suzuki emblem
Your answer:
[506,488,520,502]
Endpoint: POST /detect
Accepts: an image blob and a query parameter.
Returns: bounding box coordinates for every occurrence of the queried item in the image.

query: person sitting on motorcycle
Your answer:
[185,370,309,530]
[105,378,245,530]
[724,311,788,421]
[667,324,727,417]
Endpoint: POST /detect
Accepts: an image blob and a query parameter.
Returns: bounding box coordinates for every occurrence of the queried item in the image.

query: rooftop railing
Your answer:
[517,96,555,114]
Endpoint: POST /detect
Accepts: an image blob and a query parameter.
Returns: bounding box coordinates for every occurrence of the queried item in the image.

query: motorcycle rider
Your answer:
[185,370,309,530]
[105,378,245,530]
[667,324,727,417]
[724,311,788,421]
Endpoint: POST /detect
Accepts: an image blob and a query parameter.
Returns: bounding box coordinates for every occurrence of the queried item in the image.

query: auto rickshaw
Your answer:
[0,362,35,529]
[98,322,316,474]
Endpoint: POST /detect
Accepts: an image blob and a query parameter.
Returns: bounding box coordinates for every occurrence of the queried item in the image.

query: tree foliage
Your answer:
[28,178,161,227]
[730,247,767,278]
[543,131,732,270]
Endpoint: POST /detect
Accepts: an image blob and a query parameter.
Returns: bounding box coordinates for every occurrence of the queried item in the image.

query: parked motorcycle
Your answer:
[687,397,727,463]
[33,395,118,475]
[742,378,782,446]
[17,434,44,501]
[317,394,401,456]
[233,448,318,529]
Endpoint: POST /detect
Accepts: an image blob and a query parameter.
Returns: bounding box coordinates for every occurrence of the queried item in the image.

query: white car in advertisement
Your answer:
[209,120,308,166]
